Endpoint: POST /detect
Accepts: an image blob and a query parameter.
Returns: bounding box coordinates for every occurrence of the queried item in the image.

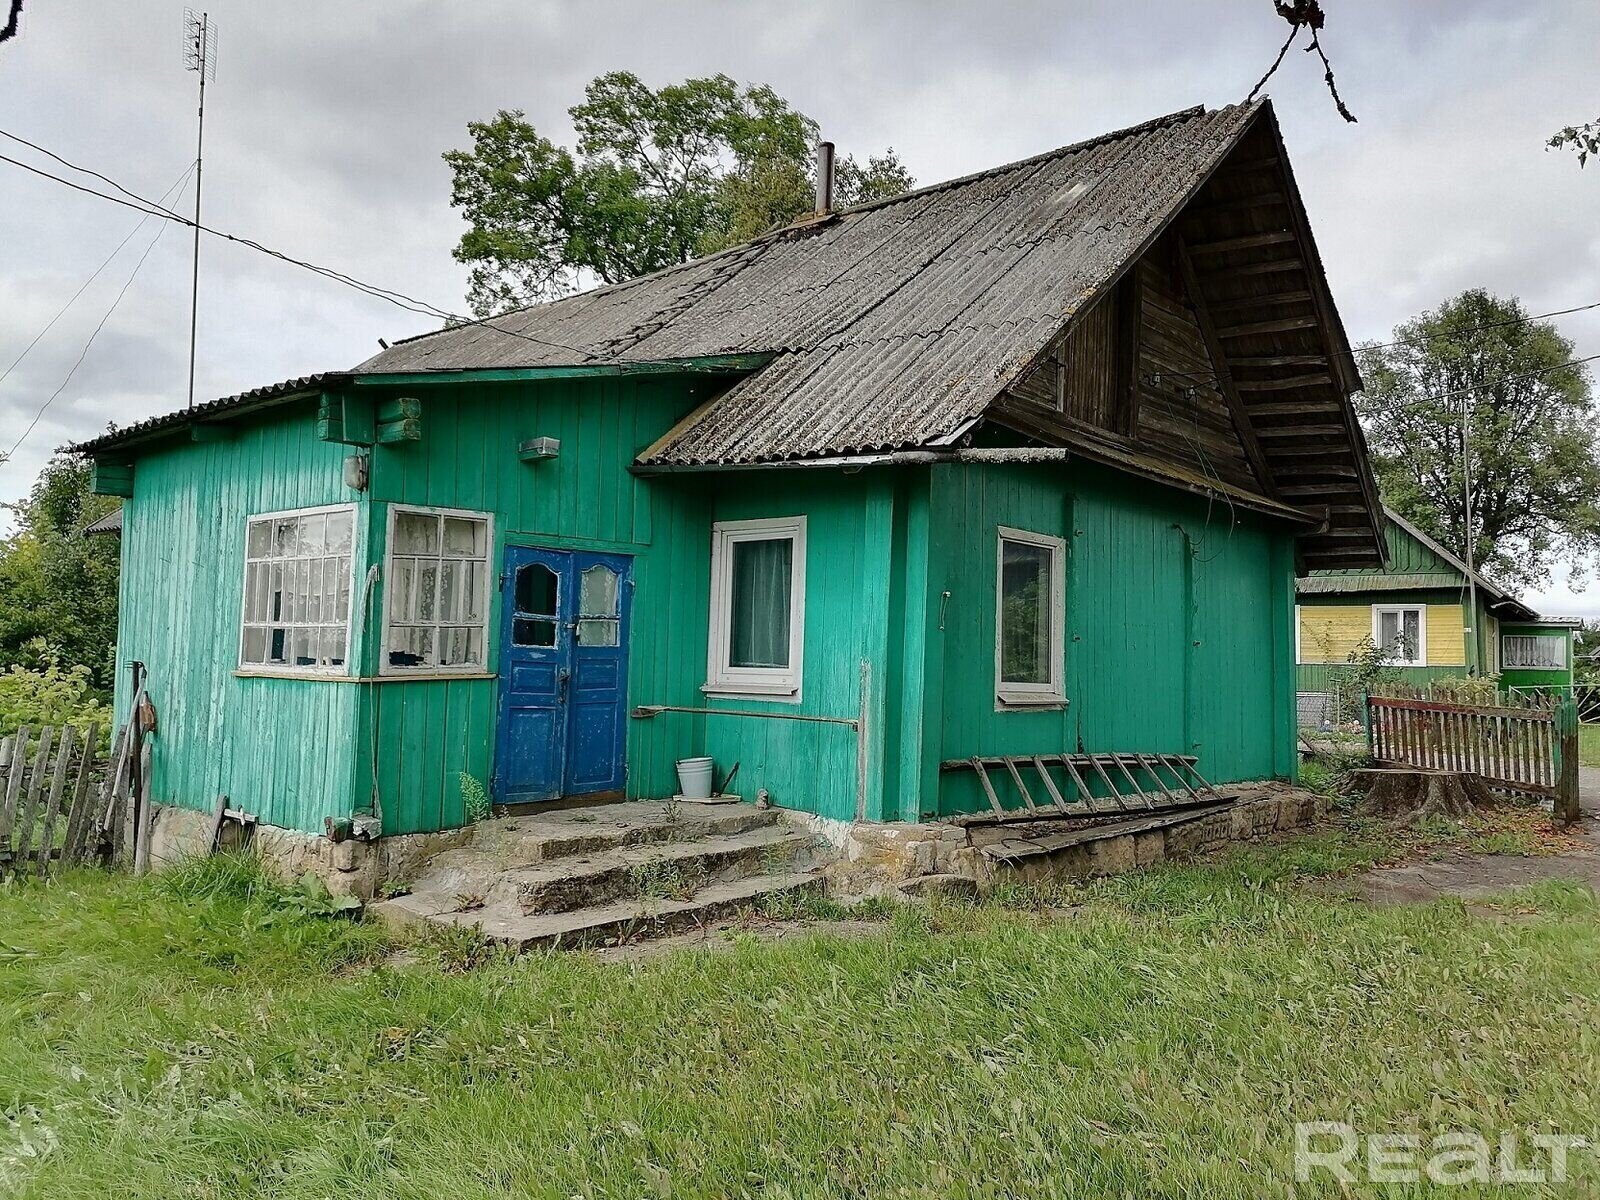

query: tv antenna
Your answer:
[182,8,215,409]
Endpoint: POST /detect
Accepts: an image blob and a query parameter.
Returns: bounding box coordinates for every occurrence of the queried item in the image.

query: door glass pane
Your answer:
[515,563,558,617]
[580,565,619,616]
[729,537,792,668]
[513,617,557,647]
[1000,539,1052,685]
[578,619,619,647]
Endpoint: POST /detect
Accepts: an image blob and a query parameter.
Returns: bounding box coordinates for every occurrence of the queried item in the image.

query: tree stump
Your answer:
[1344,767,1496,825]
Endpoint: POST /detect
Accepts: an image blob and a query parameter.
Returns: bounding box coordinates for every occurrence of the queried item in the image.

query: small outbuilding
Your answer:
[79,100,1383,841]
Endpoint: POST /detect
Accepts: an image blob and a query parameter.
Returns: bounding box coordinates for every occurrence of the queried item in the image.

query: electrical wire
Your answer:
[1,161,196,390]
[5,202,179,463]
[0,132,595,360]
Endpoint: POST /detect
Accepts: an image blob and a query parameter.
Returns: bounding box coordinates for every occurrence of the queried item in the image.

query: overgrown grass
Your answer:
[1581,722,1600,768]
[2,843,1599,1197]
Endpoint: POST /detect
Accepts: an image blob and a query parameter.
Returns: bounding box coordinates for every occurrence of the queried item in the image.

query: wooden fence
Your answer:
[1367,694,1580,823]
[0,722,144,880]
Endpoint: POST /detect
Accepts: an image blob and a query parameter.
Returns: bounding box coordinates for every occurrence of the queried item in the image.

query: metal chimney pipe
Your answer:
[814,140,835,213]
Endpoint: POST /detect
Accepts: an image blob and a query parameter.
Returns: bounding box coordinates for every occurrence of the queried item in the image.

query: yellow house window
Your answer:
[1373,605,1424,666]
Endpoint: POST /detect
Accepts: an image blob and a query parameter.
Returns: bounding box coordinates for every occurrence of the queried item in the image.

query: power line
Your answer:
[1360,299,1600,354]
[0,161,196,390]
[0,130,593,359]
[5,206,179,464]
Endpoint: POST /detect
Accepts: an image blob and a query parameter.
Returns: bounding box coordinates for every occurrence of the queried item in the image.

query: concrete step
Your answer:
[494,826,817,915]
[371,870,822,952]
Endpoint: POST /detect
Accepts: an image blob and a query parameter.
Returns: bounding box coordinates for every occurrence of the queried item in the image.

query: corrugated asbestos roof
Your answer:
[355,103,1263,464]
[74,374,348,454]
[83,507,124,535]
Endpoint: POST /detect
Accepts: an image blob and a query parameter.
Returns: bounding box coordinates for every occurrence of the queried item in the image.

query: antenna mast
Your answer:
[1461,388,1481,674]
[182,9,215,410]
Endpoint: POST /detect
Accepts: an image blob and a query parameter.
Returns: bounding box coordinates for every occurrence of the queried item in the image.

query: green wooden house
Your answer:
[80,100,1385,839]
[1296,506,1578,712]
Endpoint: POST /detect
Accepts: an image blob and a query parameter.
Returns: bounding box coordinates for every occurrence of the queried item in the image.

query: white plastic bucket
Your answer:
[675,756,715,799]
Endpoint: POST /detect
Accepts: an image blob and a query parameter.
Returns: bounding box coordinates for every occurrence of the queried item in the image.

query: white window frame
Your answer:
[380,503,495,677]
[995,525,1067,707]
[1372,604,1426,667]
[1502,634,1566,671]
[705,516,806,702]
[236,503,358,679]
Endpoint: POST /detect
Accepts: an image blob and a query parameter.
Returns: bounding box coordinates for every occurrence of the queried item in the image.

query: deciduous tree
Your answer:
[1356,289,1600,592]
[445,73,912,315]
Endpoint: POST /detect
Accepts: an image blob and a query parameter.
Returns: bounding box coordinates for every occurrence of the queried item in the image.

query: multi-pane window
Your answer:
[1502,634,1566,670]
[384,506,491,672]
[239,506,354,674]
[996,527,1065,705]
[706,517,806,698]
[1373,605,1424,666]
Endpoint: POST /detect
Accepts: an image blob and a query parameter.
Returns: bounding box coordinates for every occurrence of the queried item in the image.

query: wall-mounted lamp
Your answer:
[518,436,561,462]
[343,453,370,491]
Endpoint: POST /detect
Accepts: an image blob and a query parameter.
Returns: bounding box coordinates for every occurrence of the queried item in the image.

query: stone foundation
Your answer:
[791,782,1330,897]
[145,803,473,899]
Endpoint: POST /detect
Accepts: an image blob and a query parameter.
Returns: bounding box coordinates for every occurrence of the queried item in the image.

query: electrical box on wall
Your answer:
[518,437,561,462]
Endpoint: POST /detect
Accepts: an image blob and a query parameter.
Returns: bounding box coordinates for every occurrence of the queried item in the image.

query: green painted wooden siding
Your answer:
[112,404,367,832]
[1499,624,1575,690]
[111,374,1308,835]
[928,461,1296,817]
[355,375,716,834]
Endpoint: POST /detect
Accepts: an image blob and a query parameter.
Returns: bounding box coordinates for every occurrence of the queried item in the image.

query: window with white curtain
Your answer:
[1372,605,1424,666]
[706,516,805,699]
[1502,634,1566,670]
[383,506,492,673]
[238,505,355,675]
[996,526,1066,705]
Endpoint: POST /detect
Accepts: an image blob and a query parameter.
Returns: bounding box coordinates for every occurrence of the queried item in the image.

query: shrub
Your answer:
[0,661,112,737]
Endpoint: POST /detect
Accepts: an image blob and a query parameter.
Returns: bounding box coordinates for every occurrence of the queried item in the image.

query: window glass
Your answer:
[240,507,353,673]
[1376,608,1421,664]
[511,562,559,648]
[999,539,1052,685]
[729,538,793,668]
[386,508,491,671]
[1503,635,1565,670]
[578,564,620,647]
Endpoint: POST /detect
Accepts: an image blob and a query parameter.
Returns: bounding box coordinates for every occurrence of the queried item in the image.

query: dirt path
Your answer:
[1331,815,1600,906]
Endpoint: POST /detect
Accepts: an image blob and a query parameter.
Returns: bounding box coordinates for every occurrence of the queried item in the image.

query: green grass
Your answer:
[1580,722,1600,768]
[2,841,1599,1197]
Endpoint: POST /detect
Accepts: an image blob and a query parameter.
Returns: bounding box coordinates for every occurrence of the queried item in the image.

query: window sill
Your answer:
[702,682,802,704]
[995,693,1069,711]
[235,668,356,682]
[235,669,496,683]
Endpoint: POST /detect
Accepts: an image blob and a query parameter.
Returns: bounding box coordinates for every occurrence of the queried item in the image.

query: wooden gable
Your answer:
[988,106,1385,569]
[996,230,1271,500]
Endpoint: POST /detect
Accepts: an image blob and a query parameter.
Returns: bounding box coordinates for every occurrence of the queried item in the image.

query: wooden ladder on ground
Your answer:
[942,752,1224,824]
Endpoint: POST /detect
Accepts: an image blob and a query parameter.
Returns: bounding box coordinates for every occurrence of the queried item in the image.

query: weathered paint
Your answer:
[109,374,1309,835]
[1295,601,1466,667]
[111,404,367,833]
[928,460,1296,817]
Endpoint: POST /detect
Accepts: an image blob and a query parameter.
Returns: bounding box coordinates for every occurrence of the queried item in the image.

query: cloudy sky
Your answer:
[1,1,1597,610]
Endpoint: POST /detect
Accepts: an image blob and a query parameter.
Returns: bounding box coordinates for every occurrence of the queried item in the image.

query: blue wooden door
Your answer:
[494,547,631,803]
